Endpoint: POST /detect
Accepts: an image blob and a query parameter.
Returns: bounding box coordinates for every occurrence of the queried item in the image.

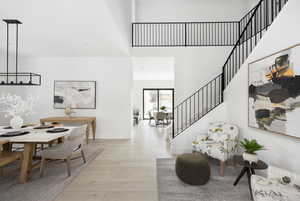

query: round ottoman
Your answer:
[175,153,210,185]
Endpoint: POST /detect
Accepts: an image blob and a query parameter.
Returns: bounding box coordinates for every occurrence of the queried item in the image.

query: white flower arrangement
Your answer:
[0,93,36,118]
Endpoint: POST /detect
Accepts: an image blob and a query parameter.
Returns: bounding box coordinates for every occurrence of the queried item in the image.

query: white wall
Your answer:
[0,57,133,139]
[133,47,231,105]
[224,0,300,174]
[135,0,252,21]
[133,57,175,80]
[247,0,260,10]
[132,80,174,116]
[104,0,132,52]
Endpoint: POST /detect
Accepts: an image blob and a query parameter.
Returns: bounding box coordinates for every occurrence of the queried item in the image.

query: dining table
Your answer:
[40,116,96,143]
[0,125,74,183]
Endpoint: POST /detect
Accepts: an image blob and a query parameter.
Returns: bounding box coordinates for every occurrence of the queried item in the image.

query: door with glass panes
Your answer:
[143,88,174,120]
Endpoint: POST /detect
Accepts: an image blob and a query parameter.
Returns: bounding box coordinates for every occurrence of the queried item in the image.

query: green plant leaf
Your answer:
[240,138,265,154]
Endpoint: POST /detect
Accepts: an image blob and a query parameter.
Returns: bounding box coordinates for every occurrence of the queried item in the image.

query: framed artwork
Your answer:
[54,81,96,109]
[248,44,300,139]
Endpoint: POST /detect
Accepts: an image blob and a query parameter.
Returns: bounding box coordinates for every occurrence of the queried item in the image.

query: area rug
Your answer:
[157,158,252,201]
[0,142,103,201]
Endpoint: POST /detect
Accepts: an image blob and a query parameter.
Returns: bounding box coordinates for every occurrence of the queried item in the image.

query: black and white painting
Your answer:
[54,81,96,109]
[248,44,300,139]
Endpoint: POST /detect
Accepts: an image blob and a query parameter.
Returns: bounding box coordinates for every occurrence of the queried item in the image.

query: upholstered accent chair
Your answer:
[40,125,87,177]
[251,166,300,201]
[192,122,239,176]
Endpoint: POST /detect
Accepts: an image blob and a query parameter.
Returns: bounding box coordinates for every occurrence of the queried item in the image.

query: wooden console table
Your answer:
[40,116,96,143]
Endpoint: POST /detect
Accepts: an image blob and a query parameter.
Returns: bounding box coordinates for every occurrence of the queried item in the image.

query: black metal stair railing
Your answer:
[223,0,288,88]
[172,0,288,138]
[173,74,223,136]
[132,21,240,47]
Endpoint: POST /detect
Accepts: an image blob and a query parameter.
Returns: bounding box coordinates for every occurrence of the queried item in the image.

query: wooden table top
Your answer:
[0,126,74,143]
[234,155,268,170]
[0,140,9,145]
[40,116,96,122]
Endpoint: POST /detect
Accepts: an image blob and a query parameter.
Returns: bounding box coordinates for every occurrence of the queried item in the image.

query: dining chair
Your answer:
[153,112,167,127]
[148,111,155,124]
[0,140,23,177]
[39,125,87,177]
[133,109,140,125]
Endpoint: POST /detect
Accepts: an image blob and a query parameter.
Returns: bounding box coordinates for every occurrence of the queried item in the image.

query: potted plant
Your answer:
[160,106,166,111]
[240,138,265,164]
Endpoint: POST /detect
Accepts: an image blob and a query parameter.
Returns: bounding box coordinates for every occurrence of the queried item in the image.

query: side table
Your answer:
[233,155,268,200]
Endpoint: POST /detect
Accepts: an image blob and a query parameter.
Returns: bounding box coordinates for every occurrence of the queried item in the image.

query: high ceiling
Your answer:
[0,0,132,58]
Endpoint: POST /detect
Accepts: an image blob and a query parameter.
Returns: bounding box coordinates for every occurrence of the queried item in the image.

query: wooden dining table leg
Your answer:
[86,123,91,144]
[20,143,35,184]
[91,120,96,140]
[57,137,64,144]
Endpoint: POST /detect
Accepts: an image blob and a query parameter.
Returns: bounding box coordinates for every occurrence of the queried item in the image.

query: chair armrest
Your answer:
[192,139,217,145]
[192,133,208,143]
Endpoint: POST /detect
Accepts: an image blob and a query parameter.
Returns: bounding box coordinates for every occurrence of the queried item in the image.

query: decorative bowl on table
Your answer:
[0,131,30,137]
[46,128,69,133]
[34,125,54,129]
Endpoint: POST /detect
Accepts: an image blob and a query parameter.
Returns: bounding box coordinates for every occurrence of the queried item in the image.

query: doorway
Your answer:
[143,88,174,120]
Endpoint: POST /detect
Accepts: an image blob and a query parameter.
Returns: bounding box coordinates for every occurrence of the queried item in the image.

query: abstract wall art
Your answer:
[54,81,96,109]
[248,44,300,139]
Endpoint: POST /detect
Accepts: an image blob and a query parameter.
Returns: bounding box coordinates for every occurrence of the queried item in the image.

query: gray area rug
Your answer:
[157,158,252,201]
[0,142,103,201]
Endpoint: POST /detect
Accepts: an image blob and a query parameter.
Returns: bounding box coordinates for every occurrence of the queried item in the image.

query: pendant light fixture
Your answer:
[0,19,41,86]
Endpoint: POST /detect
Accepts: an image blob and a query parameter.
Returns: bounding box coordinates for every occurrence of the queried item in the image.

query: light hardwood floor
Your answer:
[55,121,172,201]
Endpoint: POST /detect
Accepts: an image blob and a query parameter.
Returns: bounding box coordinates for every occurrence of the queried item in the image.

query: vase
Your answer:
[242,152,258,164]
[64,106,73,117]
[10,115,24,130]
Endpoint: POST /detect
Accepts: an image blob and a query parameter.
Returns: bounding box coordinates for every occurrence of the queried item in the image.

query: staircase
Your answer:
[172,0,288,138]
[131,0,289,139]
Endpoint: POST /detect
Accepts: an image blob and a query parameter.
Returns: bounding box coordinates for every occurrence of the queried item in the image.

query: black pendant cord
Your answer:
[16,24,18,83]
[6,23,9,83]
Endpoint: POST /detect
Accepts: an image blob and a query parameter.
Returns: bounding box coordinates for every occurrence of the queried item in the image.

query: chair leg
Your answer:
[33,144,37,157]
[220,160,225,176]
[66,157,71,177]
[81,149,86,164]
[40,157,46,177]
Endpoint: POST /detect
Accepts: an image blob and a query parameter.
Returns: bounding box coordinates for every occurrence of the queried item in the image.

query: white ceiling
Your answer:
[132,57,175,80]
[0,0,132,58]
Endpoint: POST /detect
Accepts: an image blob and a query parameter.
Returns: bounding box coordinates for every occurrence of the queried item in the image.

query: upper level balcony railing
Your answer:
[132,21,240,47]
[132,3,260,47]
